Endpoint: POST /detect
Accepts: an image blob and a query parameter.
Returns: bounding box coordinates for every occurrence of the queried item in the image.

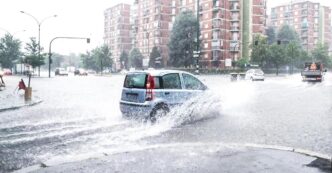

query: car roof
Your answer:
[126,70,194,77]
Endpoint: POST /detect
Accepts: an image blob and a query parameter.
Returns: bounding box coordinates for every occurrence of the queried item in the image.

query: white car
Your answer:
[245,69,265,81]
[55,68,69,76]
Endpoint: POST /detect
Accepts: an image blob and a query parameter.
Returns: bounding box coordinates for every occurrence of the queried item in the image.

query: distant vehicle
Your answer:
[74,69,88,76]
[120,70,208,122]
[245,69,264,81]
[55,68,69,76]
[87,70,96,74]
[3,69,12,75]
[301,62,327,82]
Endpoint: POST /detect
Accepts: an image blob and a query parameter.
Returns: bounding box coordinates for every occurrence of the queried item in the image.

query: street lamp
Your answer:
[20,11,57,76]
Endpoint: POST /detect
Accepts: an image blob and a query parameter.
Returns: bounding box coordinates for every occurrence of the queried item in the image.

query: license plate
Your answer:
[126,93,138,101]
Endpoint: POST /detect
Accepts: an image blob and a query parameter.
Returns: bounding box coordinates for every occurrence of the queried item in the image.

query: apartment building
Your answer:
[134,0,179,66]
[104,3,132,70]
[184,0,266,68]
[108,0,266,69]
[270,0,331,51]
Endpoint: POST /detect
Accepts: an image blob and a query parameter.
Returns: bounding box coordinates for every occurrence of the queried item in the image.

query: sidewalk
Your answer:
[17,143,332,173]
[0,76,42,112]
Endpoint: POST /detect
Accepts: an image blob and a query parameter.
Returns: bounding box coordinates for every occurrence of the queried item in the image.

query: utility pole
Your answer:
[194,0,200,74]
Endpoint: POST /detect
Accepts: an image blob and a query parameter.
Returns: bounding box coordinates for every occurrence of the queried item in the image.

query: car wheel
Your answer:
[149,104,169,123]
[251,77,254,81]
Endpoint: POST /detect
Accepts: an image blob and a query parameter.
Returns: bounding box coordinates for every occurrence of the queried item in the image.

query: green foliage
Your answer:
[81,51,97,71]
[277,25,300,44]
[266,26,276,45]
[119,51,129,70]
[0,34,22,68]
[311,43,331,68]
[250,35,269,67]
[268,44,288,75]
[24,37,45,69]
[93,44,113,72]
[285,41,302,72]
[168,11,198,67]
[80,44,112,72]
[129,48,143,68]
[50,53,65,68]
[236,57,249,70]
[149,46,161,68]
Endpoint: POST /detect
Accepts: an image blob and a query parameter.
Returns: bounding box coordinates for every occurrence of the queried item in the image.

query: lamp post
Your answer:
[20,11,57,76]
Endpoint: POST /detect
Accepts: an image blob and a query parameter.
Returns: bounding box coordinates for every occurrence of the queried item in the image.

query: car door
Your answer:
[181,73,207,99]
[160,73,186,106]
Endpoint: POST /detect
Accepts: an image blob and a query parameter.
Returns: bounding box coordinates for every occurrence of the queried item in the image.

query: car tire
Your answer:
[251,77,254,81]
[149,104,169,123]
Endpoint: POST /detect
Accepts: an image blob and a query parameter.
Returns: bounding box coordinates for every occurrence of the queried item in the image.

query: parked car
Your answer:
[120,70,208,122]
[245,69,265,81]
[3,69,12,75]
[74,69,88,76]
[55,68,69,76]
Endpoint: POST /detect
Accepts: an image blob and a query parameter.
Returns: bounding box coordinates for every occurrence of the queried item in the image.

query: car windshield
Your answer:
[1,0,332,172]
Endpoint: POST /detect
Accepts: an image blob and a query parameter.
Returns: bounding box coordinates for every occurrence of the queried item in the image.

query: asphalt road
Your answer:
[0,72,331,172]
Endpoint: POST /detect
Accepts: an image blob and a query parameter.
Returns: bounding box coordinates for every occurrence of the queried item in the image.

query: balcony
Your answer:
[230,6,240,12]
[230,17,239,22]
[212,40,221,50]
[230,26,240,32]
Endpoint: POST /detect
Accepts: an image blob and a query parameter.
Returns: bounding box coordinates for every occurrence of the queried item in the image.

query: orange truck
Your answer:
[301,62,327,82]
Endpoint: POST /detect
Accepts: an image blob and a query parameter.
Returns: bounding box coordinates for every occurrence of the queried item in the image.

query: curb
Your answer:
[0,98,43,113]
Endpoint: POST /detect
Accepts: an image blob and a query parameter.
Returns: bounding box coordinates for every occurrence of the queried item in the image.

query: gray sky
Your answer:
[0,0,331,55]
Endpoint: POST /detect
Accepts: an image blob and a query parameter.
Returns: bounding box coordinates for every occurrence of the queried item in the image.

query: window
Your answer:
[182,73,205,90]
[124,73,146,88]
[162,73,181,89]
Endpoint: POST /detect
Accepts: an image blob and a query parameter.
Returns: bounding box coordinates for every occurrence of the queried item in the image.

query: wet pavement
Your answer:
[0,72,331,172]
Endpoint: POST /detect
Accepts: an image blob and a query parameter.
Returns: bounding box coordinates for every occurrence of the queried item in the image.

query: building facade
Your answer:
[106,0,266,69]
[104,3,132,70]
[198,0,266,68]
[270,0,331,51]
[134,0,179,67]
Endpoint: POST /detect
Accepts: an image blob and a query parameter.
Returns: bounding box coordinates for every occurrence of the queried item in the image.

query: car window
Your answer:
[182,73,205,90]
[124,73,147,88]
[162,73,181,89]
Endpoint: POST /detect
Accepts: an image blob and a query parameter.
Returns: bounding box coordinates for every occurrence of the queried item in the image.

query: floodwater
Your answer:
[0,72,331,172]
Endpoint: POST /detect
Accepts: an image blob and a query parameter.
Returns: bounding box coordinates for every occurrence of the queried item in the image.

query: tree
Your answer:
[250,35,269,67]
[0,34,22,68]
[93,44,112,73]
[119,51,129,70]
[277,25,300,44]
[50,53,65,68]
[268,44,288,75]
[266,26,276,45]
[24,37,45,75]
[311,43,331,68]
[168,11,198,67]
[286,41,301,74]
[129,48,143,68]
[236,57,249,71]
[81,51,98,71]
[149,46,161,68]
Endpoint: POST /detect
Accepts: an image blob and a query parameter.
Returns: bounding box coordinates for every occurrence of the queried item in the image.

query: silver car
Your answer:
[120,70,207,121]
[245,69,265,81]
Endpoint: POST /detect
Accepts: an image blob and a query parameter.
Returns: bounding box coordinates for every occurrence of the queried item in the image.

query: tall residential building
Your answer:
[197,0,266,68]
[104,3,132,70]
[270,0,332,51]
[135,0,179,67]
[130,0,266,69]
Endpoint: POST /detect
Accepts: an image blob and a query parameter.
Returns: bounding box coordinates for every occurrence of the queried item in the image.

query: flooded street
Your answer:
[0,73,331,172]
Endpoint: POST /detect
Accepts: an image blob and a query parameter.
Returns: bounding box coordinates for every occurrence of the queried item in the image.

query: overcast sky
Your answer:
[0,0,331,55]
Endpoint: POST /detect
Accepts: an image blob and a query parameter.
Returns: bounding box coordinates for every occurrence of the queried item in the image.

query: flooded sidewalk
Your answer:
[0,76,42,112]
